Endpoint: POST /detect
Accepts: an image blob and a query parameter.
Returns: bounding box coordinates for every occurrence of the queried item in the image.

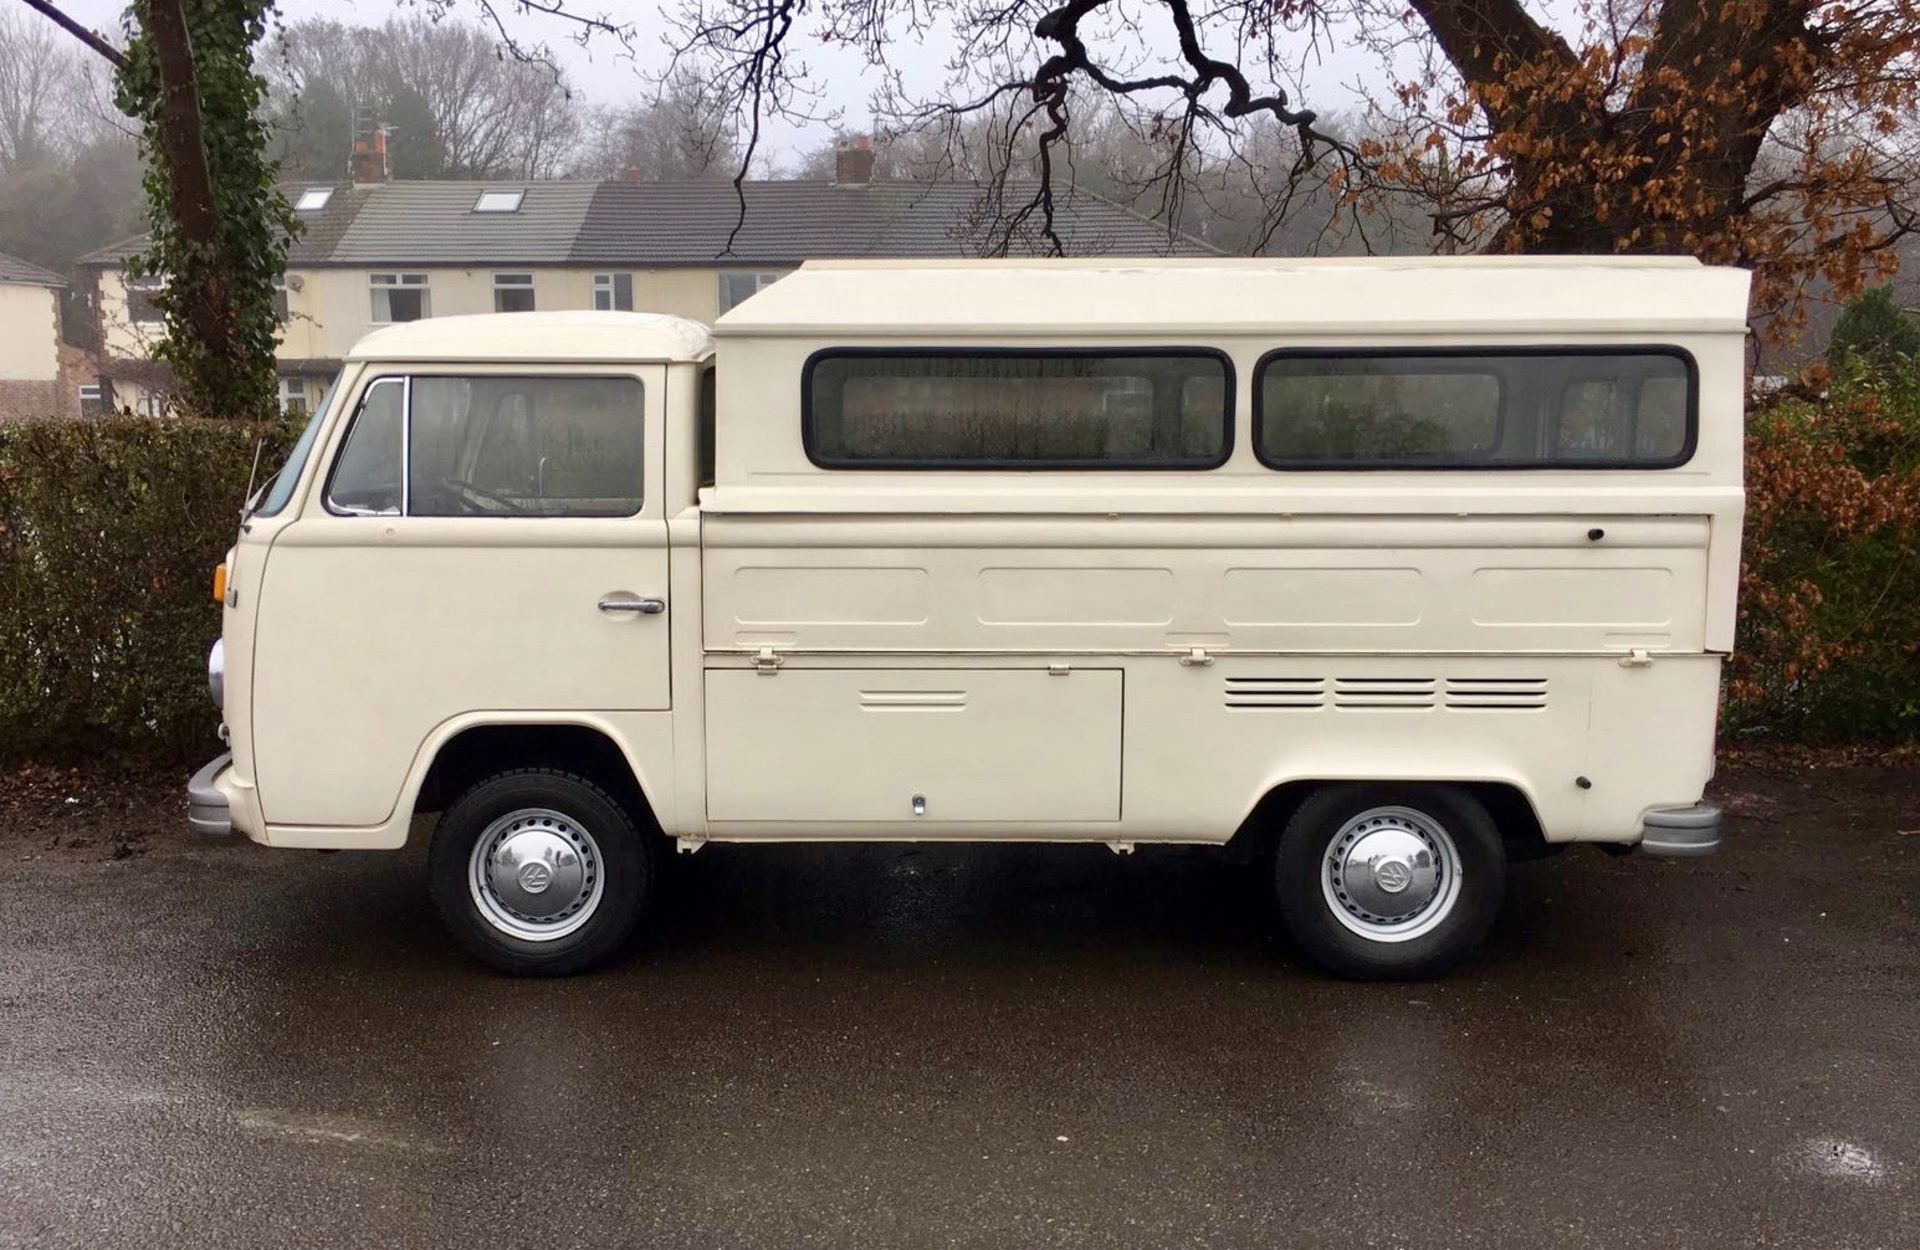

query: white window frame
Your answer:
[593,272,634,312]
[369,272,431,324]
[718,270,781,313]
[493,272,536,313]
[126,274,165,325]
[473,190,524,213]
[294,187,334,212]
[277,375,310,416]
[77,383,105,417]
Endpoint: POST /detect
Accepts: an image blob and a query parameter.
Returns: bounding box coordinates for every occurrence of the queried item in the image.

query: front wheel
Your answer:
[1272,783,1505,980]
[429,768,653,975]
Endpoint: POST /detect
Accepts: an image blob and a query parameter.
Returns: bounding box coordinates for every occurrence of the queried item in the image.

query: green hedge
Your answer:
[1729,360,1920,740]
[0,416,296,763]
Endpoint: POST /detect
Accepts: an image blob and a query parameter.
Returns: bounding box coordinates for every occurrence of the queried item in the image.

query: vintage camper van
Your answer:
[188,257,1748,979]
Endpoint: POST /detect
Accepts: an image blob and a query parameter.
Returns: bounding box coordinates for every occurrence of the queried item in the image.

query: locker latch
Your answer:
[754,646,783,674]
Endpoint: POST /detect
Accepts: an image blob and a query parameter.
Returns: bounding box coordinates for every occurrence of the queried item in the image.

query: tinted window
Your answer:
[408,376,643,517]
[324,378,404,515]
[1256,350,1693,469]
[806,351,1231,468]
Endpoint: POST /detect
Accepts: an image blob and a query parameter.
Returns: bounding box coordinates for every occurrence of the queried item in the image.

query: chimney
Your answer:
[350,125,389,184]
[833,135,874,186]
[622,164,643,184]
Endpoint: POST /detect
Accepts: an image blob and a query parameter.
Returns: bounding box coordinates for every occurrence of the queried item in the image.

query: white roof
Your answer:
[716,256,1752,338]
[346,311,712,363]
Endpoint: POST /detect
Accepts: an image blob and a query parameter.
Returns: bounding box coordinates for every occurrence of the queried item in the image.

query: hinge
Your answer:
[754,646,783,674]
[1618,647,1653,669]
[1179,647,1214,667]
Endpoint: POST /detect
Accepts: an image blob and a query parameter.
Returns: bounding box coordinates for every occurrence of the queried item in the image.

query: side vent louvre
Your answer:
[1224,676,1325,710]
[1333,676,1438,710]
[1225,675,1551,712]
[1444,677,1550,710]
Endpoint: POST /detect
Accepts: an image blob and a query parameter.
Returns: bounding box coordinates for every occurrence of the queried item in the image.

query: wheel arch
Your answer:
[401,714,669,844]
[1222,772,1548,863]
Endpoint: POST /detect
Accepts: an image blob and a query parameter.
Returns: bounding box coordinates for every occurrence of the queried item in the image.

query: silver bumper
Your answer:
[1641,803,1722,857]
[187,752,233,836]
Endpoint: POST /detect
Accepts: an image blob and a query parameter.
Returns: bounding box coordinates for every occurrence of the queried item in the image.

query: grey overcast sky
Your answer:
[48,0,1399,166]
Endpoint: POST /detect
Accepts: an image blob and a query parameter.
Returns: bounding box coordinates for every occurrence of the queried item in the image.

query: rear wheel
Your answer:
[1272,783,1505,980]
[429,768,653,976]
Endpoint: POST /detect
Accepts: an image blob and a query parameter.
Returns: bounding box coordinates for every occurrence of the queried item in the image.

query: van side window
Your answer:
[1255,349,1694,469]
[804,350,1232,468]
[324,375,644,517]
[324,377,405,515]
[408,377,644,517]
[699,363,717,488]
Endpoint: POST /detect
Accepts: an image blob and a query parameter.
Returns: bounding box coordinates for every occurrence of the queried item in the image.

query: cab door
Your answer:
[252,366,670,828]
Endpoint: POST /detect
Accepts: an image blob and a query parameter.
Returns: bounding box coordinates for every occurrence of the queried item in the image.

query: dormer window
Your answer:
[473,190,524,213]
[294,187,333,212]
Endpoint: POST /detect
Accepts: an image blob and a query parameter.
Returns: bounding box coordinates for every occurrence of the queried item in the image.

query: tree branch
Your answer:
[11,0,125,67]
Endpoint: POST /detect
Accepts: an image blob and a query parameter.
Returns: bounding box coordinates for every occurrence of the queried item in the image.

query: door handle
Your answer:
[598,596,666,615]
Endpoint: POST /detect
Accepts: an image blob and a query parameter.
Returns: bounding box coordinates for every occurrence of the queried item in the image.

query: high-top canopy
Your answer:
[715,256,1752,339]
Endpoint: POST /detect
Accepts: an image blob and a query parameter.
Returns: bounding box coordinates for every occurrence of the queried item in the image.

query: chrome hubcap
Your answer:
[1322,806,1462,943]
[468,808,603,942]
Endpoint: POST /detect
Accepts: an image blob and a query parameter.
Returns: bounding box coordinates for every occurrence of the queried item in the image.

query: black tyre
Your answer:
[1272,783,1505,980]
[428,768,653,976]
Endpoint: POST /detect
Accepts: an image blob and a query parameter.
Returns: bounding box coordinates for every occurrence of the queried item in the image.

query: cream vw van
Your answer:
[188,257,1747,979]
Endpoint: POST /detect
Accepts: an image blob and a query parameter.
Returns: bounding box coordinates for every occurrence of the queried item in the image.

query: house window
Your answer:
[593,273,634,311]
[126,276,164,325]
[272,274,289,322]
[473,190,524,213]
[493,273,536,313]
[718,271,780,313]
[370,273,429,323]
[278,376,311,418]
[294,187,333,212]
[77,384,106,418]
[1253,348,1696,469]
[804,349,1233,469]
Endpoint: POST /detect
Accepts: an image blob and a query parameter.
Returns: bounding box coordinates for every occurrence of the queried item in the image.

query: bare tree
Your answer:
[264,16,583,180]
[572,70,742,180]
[0,6,89,170]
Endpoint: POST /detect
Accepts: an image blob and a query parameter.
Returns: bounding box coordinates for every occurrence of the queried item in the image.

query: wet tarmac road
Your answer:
[2,762,1915,1249]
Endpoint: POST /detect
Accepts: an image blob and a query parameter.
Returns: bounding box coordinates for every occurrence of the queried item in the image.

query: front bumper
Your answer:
[1641,803,1722,857]
[187,752,233,836]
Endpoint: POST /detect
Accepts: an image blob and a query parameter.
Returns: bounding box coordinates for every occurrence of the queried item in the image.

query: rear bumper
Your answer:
[187,753,233,837]
[1641,803,1722,857]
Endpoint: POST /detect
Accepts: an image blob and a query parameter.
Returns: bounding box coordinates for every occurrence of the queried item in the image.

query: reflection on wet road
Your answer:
[2,764,1914,1249]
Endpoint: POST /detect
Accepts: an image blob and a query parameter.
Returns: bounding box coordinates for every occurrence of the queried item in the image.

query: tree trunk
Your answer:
[138,0,231,370]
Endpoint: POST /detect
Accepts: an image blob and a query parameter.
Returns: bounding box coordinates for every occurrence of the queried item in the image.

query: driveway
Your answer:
[1,757,1915,1249]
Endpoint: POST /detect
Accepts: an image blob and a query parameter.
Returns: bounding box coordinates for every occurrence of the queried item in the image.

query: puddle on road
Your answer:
[1795,1136,1890,1184]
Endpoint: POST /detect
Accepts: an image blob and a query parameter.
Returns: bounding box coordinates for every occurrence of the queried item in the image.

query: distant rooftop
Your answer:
[79,178,1216,269]
[0,250,65,287]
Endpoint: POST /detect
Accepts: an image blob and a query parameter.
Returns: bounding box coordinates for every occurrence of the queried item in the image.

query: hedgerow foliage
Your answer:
[1730,359,1920,740]
[0,416,296,762]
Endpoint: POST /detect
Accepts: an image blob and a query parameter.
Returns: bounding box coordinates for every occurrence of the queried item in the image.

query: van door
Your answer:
[252,368,670,828]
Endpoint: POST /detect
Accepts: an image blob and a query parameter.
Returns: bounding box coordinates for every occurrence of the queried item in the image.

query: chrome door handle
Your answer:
[598,597,666,615]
